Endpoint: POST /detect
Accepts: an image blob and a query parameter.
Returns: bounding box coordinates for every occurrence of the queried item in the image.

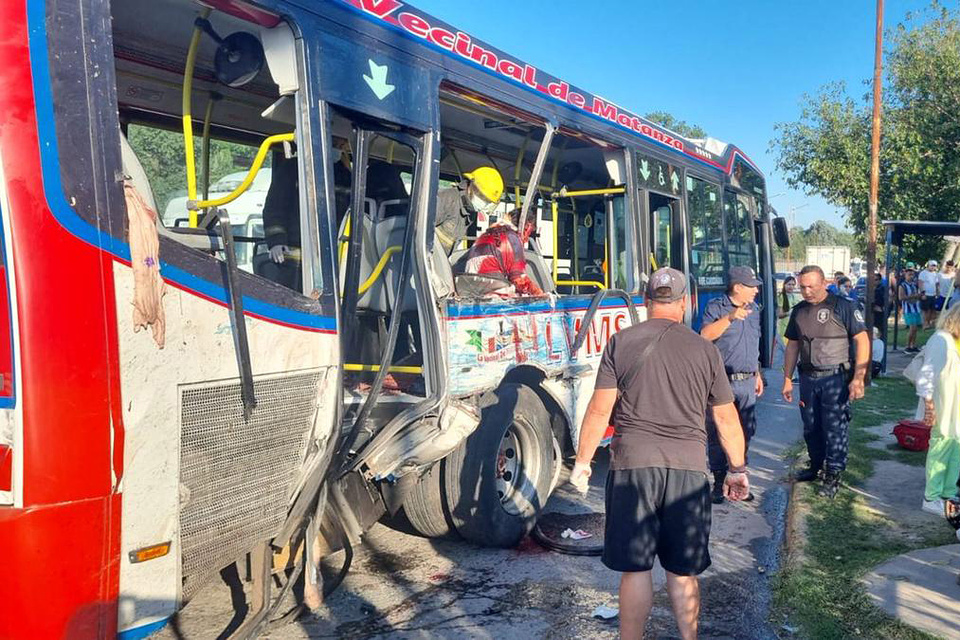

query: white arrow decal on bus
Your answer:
[363,60,395,100]
[639,159,651,181]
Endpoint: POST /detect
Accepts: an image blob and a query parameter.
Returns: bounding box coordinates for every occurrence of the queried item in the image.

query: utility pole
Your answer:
[865,0,884,382]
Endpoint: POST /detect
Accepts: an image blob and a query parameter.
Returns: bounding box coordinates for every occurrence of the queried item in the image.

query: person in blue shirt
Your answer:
[700,266,764,503]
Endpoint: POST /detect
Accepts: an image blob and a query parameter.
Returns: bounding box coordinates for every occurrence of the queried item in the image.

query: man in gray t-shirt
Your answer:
[570,267,750,640]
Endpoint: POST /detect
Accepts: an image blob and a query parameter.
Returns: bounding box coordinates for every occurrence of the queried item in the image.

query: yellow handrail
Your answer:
[344,363,423,374]
[338,215,352,266]
[555,280,603,290]
[559,187,626,197]
[182,8,211,227]
[358,246,401,295]
[650,252,659,270]
[191,133,295,210]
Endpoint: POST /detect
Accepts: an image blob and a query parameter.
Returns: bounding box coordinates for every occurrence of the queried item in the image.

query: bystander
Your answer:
[570,267,749,640]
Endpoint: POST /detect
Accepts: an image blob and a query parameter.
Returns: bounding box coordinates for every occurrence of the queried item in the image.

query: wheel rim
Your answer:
[495,418,542,517]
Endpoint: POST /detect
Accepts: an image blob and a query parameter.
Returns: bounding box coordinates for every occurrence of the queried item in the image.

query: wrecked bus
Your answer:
[0,0,786,637]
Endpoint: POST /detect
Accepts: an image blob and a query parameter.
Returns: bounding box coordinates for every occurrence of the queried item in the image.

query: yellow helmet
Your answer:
[463,166,504,203]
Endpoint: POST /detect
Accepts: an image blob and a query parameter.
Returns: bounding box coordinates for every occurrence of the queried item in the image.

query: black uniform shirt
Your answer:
[785,293,867,369]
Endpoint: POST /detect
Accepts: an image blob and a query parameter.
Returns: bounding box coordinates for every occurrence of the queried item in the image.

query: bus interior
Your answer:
[109,0,635,426]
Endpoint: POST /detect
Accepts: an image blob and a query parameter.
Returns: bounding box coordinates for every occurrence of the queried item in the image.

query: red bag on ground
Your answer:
[892,420,932,452]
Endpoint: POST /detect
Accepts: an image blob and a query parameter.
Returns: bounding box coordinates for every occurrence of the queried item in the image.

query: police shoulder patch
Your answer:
[854,309,864,323]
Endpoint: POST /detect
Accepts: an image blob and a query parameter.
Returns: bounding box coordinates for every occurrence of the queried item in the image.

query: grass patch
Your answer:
[773,375,956,639]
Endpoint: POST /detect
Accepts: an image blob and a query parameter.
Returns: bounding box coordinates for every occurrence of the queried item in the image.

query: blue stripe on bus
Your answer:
[117,616,171,640]
[24,0,337,333]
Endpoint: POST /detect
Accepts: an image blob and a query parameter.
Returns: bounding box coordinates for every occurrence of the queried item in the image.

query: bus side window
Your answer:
[723,190,756,270]
[686,176,724,287]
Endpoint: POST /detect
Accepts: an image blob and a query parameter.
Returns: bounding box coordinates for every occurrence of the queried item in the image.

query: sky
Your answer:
[411,0,931,231]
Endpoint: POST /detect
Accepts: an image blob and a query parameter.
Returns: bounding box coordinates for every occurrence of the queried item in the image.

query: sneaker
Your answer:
[819,471,841,498]
[906,347,920,353]
[922,498,946,516]
[792,466,820,482]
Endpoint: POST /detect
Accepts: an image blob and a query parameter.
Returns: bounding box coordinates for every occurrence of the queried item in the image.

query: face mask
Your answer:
[469,192,496,215]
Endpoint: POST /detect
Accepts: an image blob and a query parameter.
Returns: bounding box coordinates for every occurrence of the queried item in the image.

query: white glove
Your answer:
[569,461,592,495]
[269,244,289,264]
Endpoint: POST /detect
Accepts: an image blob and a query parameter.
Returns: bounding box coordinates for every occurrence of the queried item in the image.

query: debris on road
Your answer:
[592,604,619,619]
[560,528,593,540]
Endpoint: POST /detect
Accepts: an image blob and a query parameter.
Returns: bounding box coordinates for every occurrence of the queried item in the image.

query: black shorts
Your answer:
[602,467,712,576]
[920,296,935,311]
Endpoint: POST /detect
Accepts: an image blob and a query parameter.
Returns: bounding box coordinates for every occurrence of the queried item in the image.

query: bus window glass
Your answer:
[723,190,756,269]
[653,205,672,268]
[687,175,724,286]
[331,114,426,398]
[437,85,553,297]
[543,132,628,295]
[610,196,629,291]
[113,2,315,297]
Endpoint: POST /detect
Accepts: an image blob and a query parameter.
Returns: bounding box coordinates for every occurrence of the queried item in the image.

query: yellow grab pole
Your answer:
[358,246,401,295]
[560,187,626,197]
[183,7,211,227]
[193,133,294,210]
[343,363,423,374]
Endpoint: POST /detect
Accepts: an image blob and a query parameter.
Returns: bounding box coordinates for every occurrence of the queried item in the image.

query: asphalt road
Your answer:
[159,361,799,640]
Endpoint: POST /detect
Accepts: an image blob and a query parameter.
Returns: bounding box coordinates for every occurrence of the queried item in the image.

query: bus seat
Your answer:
[372,214,417,313]
[450,248,470,275]
[337,199,384,312]
[525,250,555,294]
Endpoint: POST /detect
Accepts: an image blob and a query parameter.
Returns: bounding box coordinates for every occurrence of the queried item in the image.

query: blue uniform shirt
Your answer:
[702,295,762,374]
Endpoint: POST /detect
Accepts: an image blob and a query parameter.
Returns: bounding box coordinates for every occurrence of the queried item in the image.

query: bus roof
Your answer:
[317,0,762,178]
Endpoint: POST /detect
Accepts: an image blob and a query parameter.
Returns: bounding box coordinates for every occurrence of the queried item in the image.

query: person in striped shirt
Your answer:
[463,208,544,297]
[900,265,923,352]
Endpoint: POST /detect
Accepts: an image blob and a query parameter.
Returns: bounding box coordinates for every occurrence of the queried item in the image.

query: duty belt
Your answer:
[728,372,757,381]
[799,364,850,379]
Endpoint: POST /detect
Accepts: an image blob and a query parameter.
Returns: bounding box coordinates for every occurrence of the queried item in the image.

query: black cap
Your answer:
[729,266,762,287]
[647,267,687,302]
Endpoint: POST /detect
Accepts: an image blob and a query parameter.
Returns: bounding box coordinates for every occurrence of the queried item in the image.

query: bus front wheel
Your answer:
[443,384,555,548]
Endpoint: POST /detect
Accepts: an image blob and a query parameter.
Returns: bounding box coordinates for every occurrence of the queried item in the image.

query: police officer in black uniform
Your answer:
[701,265,764,504]
[782,265,870,498]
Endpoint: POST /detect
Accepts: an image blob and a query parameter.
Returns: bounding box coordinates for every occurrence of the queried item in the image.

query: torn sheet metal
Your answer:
[444,295,642,397]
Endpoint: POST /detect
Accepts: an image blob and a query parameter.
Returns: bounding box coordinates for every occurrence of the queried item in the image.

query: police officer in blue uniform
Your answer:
[783,265,870,498]
[701,266,764,503]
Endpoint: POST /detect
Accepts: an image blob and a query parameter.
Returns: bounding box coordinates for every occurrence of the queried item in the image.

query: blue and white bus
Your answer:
[0,0,789,635]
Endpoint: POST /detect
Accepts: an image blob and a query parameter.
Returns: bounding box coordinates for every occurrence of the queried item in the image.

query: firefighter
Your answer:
[434,166,504,255]
[782,265,870,498]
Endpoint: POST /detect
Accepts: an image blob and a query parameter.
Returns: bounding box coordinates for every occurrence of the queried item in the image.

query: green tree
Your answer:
[774,220,859,264]
[127,124,261,214]
[644,111,707,139]
[771,2,958,264]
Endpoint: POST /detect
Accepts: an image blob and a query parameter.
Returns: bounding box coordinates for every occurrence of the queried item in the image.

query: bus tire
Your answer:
[444,383,554,548]
[403,462,455,538]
